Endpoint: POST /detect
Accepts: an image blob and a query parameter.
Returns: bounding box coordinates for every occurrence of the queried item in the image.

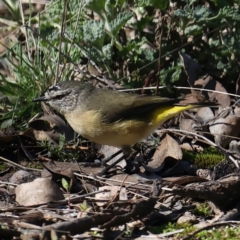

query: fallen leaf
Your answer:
[209,107,240,147]
[195,76,231,107]
[195,107,215,123]
[144,134,182,172]
[179,118,195,132]
[29,114,75,142]
[179,52,201,87]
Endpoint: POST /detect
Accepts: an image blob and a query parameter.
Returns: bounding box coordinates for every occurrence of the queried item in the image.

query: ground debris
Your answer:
[173,174,240,210]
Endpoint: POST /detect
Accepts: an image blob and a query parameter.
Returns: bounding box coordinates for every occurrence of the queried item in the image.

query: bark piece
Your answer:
[173,174,240,210]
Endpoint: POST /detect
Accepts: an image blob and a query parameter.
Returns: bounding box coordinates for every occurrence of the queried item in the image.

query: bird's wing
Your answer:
[111,95,178,122]
[89,90,178,123]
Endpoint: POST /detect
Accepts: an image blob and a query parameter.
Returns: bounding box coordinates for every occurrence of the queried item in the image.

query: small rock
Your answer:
[15,178,64,206]
[196,169,212,180]
[177,212,198,225]
[9,170,36,184]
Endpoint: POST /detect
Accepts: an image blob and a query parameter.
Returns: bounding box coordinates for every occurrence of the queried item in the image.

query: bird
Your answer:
[33,80,217,155]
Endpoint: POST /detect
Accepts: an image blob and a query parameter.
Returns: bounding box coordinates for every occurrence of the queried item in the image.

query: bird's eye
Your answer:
[54,95,64,100]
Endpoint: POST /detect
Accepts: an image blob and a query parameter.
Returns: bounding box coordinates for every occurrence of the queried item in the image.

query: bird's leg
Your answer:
[122,145,132,157]
[98,154,125,176]
[122,145,140,173]
[98,146,138,176]
[101,149,123,166]
[101,145,133,166]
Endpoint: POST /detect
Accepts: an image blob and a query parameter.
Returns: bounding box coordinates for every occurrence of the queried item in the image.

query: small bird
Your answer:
[33,81,217,154]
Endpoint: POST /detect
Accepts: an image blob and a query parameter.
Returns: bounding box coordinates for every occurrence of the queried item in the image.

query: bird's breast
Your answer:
[64,109,156,147]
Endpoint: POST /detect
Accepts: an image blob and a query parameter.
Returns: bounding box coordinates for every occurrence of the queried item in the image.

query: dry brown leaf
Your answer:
[179,52,208,101]
[29,114,74,141]
[41,162,84,193]
[195,107,215,123]
[195,76,231,107]
[20,211,45,225]
[179,118,195,132]
[145,134,182,172]
[23,127,64,144]
[209,107,240,147]
[179,53,231,106]
[179,52,201,87]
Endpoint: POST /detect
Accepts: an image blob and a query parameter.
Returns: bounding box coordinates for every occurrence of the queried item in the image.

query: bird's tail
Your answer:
[153,102,218,125]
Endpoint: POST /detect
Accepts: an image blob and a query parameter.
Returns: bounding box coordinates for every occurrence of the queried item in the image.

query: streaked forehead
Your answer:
[48,84,60,92]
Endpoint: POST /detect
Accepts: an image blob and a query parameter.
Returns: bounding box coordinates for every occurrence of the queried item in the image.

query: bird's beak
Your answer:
[32,96,48,102]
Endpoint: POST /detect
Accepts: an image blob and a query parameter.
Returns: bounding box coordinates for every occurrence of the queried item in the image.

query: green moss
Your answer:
[183,147,225,169]
[150,222,196,235]
[150,222,177,234]
[193,203,212,217]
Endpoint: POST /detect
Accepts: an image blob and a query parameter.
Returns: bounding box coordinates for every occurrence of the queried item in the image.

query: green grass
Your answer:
[193,203,212,218]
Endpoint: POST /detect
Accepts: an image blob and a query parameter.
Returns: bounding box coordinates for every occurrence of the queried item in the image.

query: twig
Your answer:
[0,180,18,186]
[118,85,240,99]
[13,220,42,230]
[195,131,240,142]
[47,189,110,207]
[148,229,184,238]
[74,173,150,200]
[0,156,42,172]
[105,174,128,209]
